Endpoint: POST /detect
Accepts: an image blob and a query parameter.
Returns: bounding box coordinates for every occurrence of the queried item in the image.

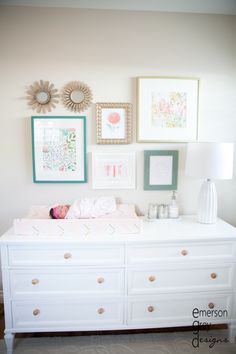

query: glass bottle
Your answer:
[168,191,179,218]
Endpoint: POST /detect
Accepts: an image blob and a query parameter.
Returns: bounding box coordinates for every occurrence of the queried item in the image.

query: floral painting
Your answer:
[42,128,77,172]
[32,116,87,183]
[101,108,125,139]
[152,92,187,128]
[137,77,199,142]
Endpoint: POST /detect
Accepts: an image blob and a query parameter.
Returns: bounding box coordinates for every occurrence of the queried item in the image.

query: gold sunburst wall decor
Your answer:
[62,81,93,112]
[26,80,59,113]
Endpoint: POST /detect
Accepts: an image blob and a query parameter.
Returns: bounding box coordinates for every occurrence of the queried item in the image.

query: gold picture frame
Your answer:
[137,76,199,142]
[96,102,132,144]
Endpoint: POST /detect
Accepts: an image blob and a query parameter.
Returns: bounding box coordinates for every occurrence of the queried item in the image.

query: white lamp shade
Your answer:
[185,142,234,180]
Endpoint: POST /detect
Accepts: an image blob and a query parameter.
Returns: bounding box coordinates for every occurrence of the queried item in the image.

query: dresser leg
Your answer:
[228,324,236,343]
[4,332,15,354]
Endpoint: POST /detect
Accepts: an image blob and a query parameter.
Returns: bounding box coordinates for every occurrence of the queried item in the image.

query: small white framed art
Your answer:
[92,152,136,189]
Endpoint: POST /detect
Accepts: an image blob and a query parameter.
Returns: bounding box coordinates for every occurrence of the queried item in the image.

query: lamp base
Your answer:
[197,179,217,224]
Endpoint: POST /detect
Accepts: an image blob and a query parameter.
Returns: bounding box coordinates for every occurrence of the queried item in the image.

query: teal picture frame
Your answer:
[31,116,87,183]
[144,150,178,190]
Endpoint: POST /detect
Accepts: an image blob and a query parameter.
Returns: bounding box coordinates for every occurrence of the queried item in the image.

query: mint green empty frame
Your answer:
[31,116,87,183]
[144,150,178,190]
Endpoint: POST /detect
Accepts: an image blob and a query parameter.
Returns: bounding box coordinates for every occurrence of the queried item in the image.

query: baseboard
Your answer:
[0,290,3,304]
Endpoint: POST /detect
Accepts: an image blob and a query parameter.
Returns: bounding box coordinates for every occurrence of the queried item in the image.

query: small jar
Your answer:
[158,204,169,219]
[148,203,158,219]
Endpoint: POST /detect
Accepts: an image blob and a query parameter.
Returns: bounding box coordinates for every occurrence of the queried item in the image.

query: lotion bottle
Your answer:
[168,191,179,218]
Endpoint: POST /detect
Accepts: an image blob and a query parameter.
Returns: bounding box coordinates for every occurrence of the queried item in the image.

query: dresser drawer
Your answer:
[127,241,235,265]
[10,268,124,298]
[8,244,125,267]
[128,264,235,294]
[128,292,233,326]
[12,298,124,329]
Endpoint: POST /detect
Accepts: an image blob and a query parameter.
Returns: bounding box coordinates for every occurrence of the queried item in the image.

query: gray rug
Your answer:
[1,330,236,354]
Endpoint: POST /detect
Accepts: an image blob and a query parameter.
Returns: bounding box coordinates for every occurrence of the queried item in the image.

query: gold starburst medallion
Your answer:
[26,80,59,113]
[62,81,93,112]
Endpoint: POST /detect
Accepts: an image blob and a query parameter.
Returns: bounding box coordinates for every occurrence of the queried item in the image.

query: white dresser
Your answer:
[1,215,236,354]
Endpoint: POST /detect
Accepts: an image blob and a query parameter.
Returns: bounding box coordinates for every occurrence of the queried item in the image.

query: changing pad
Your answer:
[14,204,142,236]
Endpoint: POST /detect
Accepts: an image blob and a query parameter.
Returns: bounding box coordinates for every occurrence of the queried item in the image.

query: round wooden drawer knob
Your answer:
[181,249,188,256]
[33,309,40,316]
[31,278,39,285]
[97,308,105,315]
[97,277,105,284]
[211,273,217,279]
[208,302,215,309]
[64,252,72,259]
[148,275,156,282]
[148,306,155,313]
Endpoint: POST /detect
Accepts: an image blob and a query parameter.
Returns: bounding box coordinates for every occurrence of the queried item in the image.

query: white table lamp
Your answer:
[185,142,234,224]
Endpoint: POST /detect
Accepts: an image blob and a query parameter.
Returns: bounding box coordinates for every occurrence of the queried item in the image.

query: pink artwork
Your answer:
[104,164,123,177]
[108,112,121,124]
[100,108,126,140]
[92,152,136,189]
[96,103,132,144]
[105,112,122,135]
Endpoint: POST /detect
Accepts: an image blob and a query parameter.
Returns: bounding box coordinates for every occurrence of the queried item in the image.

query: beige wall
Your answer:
[0,6,236,252]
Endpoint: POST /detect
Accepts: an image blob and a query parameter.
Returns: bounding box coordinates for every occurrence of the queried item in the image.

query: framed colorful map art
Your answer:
[137,77,199,142]
[31,116,87,183]
[96,102,132,144]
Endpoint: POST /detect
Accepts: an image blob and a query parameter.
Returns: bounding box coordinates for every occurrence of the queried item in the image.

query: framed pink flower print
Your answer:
[96,102,132,144]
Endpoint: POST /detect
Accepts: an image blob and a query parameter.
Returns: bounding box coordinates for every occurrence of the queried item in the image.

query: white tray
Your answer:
[145,215,181,222]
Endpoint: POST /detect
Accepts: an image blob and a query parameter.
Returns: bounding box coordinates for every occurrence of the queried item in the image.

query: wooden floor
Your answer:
[0,303,227,340]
